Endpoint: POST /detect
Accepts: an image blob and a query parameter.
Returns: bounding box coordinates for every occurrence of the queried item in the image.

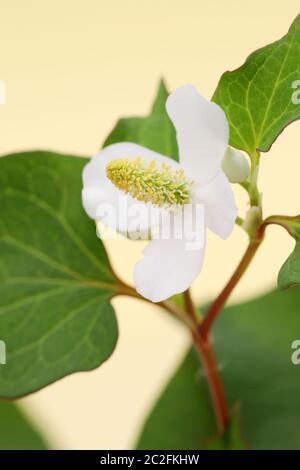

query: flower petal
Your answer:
[166,85,229,185]
[194,171,237,239]
[81,187,111,219]
[134,211,205,302]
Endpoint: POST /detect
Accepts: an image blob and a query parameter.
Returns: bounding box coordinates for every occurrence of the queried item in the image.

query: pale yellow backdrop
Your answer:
[1,0,300,449]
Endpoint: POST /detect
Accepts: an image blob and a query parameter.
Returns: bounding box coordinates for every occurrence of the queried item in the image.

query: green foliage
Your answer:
[263,216,300,290]
[207,406,247,450]
[0,152,118,398]
[213,15,300,156]
[136,349,215,450]
[137,288,300,449]
[103,80,179,161]
[0,402,48,449]
[278,236,300,289]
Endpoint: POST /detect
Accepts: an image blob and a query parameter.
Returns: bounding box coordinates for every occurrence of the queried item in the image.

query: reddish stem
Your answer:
[184,290,229,433]
[190,224,266,433]
[193,331,229,434]
[199,224,266,340]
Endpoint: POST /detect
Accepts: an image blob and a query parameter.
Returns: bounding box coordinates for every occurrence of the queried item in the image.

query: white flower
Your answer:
[82,85,238,302]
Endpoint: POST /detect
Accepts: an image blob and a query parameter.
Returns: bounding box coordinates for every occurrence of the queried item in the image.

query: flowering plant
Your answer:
[1,14,300,450]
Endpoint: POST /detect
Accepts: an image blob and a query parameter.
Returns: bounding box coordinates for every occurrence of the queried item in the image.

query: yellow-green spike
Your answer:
[106,157,191,207]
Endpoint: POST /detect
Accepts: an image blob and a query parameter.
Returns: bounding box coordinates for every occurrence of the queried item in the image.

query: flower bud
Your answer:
[222,147,250,183]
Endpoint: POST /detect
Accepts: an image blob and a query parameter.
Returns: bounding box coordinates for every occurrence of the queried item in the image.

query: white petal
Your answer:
[221,147,250,183]
[166,85,229,185]
[82,142,180,236]
[194,172,237,239]
[81,187,111,219]
[134,212,205,302]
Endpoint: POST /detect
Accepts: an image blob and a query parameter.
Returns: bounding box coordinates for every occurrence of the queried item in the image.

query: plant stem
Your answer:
[199,223,266,340]
[193,331,229,434]
[249,151,260,207]
[183,289,229,433]
[114,281,196,330]
[189,223,266,433]
[183,289,200,324]
[263,214,300,238]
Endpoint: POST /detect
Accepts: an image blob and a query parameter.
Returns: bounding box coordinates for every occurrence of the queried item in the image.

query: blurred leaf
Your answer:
[103,80,179,161]
[136,349,215,450]
[0,152,118,398]
[213,14,300,155]
[137,287,300,449]
[207,406,247,450]
[0,402,48,449]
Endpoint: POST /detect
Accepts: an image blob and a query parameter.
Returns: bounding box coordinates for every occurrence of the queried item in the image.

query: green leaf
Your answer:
[0,402,48,449]
[136,349,215,450]
[213,15,300,155]
[207,406,247,450]
[278,237,300,289]
[103,80,179,161]
[137,287,300,449]
[0,151,118,398]
[264,215,300,290]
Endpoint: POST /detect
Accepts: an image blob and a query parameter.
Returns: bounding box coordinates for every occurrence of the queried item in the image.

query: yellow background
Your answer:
[1,0,300,449]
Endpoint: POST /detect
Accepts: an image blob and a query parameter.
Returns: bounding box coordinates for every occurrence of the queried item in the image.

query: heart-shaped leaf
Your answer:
[0,152,118,398]
[213,15,300,155]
